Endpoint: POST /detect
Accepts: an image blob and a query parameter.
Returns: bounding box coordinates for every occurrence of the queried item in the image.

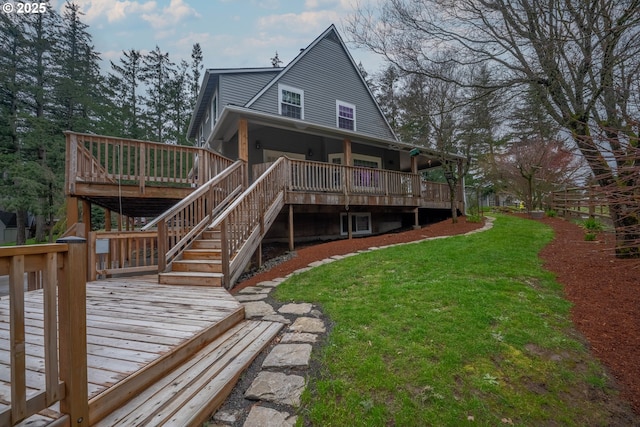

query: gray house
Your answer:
[184,24,464,243]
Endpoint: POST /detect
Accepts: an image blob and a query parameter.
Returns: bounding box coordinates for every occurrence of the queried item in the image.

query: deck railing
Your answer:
[143,160,245,272]
[213,157,287,288]
[421,181,450,203]
[286,159,421,197]
[65,131,233,194]
[87,231,159,281]
[0,239,88,426]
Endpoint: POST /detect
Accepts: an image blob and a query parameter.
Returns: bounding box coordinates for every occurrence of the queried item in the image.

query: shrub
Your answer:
[546,209,557,217]
[584,232,597,241]
[582,217,604,232]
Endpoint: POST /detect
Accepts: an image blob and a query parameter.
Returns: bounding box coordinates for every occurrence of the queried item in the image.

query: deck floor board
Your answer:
[0,276,244,422]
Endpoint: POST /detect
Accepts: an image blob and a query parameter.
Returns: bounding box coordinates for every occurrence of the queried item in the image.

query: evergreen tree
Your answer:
[54,2,104,133]
[142,45,174,143]
[166,60,191,145]
[110,49,145,139]
[190,43,203,107]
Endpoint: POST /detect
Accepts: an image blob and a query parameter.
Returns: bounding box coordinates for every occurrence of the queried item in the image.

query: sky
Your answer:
[48,0,385,76]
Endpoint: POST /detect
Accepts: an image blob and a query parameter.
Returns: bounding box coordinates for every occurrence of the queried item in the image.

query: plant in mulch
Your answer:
[581,217,604,241]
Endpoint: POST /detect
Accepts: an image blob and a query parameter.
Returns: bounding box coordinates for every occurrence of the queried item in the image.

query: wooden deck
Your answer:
[0,275,281,426]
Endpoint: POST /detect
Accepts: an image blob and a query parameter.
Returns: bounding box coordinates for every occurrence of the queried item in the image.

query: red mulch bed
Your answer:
[539,216,640,414]
[233,215,640,415]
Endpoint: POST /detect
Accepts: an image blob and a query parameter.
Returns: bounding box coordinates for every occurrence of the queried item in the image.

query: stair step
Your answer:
[191,240,222,249]
[183,249,222,260]
[159,271,224,286]
[94,320,283,427]
[202,230,222,240]
[172,259,223,273]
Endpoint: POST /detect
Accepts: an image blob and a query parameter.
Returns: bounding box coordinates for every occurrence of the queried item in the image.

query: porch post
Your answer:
[343,138,352,166]
[343,138,352,195]
[288,205,295,251]
[239,118,249,187]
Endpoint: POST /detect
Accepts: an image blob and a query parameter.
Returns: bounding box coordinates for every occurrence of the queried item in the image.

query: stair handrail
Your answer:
[209,157,288,288]
[146,160,245,272]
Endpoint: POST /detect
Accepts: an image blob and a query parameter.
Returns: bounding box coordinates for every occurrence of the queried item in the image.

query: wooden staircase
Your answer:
[159,228,225,286]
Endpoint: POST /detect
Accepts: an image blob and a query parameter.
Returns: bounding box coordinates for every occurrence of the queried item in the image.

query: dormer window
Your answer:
[279,84,304,119]
[337,100,355,131]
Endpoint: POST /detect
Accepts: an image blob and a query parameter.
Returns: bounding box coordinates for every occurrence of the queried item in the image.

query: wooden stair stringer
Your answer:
[92,320,283,427]
[87,305,246,425]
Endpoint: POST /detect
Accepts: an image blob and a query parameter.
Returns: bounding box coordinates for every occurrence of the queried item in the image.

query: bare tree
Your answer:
[348,0,640,257]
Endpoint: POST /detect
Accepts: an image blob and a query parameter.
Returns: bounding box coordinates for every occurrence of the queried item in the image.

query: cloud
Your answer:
[70,0,156,23]
[257,10,342,34]
[142,0,200,29]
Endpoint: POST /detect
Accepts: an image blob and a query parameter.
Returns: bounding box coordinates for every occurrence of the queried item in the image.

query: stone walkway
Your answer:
[208,218,494,426]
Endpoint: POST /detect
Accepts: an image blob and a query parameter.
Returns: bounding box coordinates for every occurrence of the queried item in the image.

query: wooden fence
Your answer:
[550,186,610,219]
[0,238,88,426]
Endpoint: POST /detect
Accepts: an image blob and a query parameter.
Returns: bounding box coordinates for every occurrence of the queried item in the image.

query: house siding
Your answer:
[250,33,395,140]
[220,72,278,109]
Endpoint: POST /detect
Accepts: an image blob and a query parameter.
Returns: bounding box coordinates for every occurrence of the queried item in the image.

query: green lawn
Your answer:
[274,215,620,426]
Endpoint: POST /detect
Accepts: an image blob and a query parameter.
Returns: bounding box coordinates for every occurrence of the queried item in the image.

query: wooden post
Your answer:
[343,139,352,196]
[56,237,89,427]
[413,208,420,229]
[158,219,166,272]
[288,205,294,251]
[105,209,112,232]
[81,200,91,240]
[221,219,230,288]
[10,255,26,423]
[139,143,146,194]
[88,232,97,282]
[66,197,79,232]
[238,118,249,188]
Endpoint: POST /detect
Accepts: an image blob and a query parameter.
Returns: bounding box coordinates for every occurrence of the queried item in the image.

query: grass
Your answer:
[274,215,618,426]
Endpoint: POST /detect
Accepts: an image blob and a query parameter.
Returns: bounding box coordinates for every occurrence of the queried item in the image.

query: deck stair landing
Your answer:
[94,320,282,426]
[159,229,225,286]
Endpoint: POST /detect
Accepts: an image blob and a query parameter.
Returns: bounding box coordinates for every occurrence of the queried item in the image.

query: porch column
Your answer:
[411,155,418,174]
[239,118,249,187]
[104,209,112,232]
[343,138,352,195]
[288,205,295,251]
[343,138,352,166]
[412,156,420,228]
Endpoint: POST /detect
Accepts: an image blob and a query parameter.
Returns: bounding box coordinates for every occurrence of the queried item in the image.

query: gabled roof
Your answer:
[0,211,16,228]
[187,68,282,140]
[244,24,397,140]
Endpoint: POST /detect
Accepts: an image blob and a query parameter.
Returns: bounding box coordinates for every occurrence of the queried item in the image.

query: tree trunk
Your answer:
[449,183,458,223]
[16,209,26,245]
[609,200,640,258]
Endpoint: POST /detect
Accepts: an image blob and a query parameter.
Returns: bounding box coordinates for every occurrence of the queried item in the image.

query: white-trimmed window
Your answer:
[340,213,372,236]
[336,100,356,131]
[279,84,304,119]
[211,93,218,130]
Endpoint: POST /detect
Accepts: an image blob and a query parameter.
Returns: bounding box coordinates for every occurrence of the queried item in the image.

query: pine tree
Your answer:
[191,43,203,105]
[142,45,174,143]
[110,49,145,139]
[166,60,191,145]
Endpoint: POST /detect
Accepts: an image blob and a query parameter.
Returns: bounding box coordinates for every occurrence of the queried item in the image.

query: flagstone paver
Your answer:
[289,316,326,334]
[244,371,306,406]
[243,406,297,427]
[278,302,312,315]
[262,343,312,368]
